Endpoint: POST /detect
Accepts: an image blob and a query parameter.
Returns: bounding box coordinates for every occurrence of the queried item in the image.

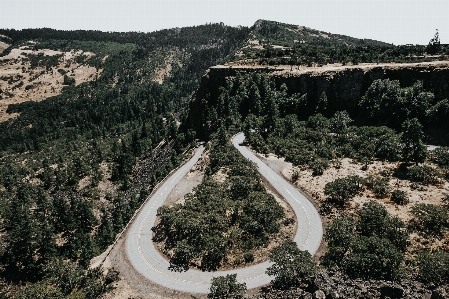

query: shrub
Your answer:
[315,143,335,160]
[308,158,329,176]
[208,274,247,299]
[358,201,408,251]
[364,175,390,198]
[243,252,254,263]
[324,175,365,204]
[14,280,64,299]
[443,193,449,205]
[410,203,448,235]
[266,240,317,289]
[282,217,295,226]
[432,147,449,168]
[324,202,408,277]
[324,215,356,264]
[343,236,403,280]
[291,170,299,182]
[407,165,440,185]
[391,190,409,205]
[63,74,75,86]
[417,250,449,285]
[358,201,389,237]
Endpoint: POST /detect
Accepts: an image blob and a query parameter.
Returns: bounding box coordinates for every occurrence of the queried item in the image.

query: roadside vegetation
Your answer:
[153,132,294,271]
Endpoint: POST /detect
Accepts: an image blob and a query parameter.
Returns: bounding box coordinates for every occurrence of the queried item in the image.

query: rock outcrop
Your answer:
[258,268,447,299]
[186,62,449,140]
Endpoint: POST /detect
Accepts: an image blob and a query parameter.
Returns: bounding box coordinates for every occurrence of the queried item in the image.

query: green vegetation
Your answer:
[0,24,250,296]
[235,20,449,66]
[324,201,408,279]
[1,21,449,297]
[407,165,441,185]
[194,72,449,169]
[401,118,427,165]
[152,137,287,271]
[324,175,365,205]
[187,69,449,288]
[266,240,318,289]
[208,274,246,299]
[391,190,409,205]
[324,175,391,205]
[13,260,106,299]
[432,147,449,168]
[417,250,449,285]
[431,147,449,180]
[364,175,390,198]
[410,203,449,235]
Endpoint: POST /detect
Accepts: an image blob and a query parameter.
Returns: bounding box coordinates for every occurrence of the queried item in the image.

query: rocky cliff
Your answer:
[186,61,449,139]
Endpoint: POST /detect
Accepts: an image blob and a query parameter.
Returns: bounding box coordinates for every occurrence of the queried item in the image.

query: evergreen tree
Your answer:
[96,208,115,250]
[3,185,39,280]
[401,118,427,165]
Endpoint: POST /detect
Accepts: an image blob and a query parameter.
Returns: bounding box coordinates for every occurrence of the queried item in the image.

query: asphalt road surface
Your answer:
[125,133,323,294]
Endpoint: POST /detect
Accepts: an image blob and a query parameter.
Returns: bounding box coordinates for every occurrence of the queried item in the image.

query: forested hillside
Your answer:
[1,19,449,298]
[189,71,449,297]
[0,24,250,297]
[232,20,449,66]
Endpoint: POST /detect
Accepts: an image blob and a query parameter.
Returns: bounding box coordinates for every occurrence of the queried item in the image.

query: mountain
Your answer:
[250,19,391,48]
[1,20,449,298]
[229,19,446,67]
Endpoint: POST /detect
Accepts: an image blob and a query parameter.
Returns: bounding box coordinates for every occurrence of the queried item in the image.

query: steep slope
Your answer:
[180,21,449,299]
[2,19,449,298]
[0,24,250,297]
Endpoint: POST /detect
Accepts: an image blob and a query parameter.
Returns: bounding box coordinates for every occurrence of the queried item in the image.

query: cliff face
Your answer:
[186,62,449,139]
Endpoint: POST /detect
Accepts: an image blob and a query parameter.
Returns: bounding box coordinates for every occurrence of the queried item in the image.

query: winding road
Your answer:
[125,133,323,294]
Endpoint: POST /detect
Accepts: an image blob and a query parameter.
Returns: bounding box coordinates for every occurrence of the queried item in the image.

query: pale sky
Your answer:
[1,0,448,45]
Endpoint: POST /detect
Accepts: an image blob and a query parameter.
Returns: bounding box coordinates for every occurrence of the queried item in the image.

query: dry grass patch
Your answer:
[256,152,449,254]
[0,45,101,122]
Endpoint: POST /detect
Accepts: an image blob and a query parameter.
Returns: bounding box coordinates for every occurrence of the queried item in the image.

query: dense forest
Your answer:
[0,23,250,297]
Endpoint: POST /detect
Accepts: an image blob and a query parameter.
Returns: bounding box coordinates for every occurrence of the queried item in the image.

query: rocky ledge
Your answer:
[258,268,449,299]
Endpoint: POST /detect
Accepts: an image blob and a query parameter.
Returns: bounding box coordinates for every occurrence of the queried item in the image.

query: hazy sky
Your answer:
[1,0,448,45]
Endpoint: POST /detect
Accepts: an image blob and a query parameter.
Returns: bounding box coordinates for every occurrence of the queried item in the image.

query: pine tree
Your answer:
[4,184,39,280]
[401,118,427,165]
[34,190,57,266]
[97,208,115,250]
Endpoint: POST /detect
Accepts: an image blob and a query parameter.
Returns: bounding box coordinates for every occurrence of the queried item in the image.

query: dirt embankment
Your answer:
[0,46,102,122]
[98,149,209,299]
